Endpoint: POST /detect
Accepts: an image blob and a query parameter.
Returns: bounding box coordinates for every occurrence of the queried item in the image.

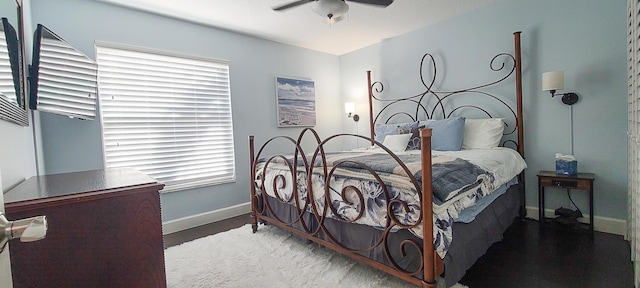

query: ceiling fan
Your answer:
[272,0,394,22]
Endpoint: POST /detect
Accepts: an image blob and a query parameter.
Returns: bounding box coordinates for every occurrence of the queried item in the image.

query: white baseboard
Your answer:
[162,202,251,235]
[525,206,627,237]
[161,203,628,237]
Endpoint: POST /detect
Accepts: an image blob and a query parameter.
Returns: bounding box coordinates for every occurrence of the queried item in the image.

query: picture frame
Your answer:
[275,76,316,127]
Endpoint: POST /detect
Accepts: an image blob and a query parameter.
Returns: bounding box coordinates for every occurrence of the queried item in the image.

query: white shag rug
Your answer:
[164,224,468,288]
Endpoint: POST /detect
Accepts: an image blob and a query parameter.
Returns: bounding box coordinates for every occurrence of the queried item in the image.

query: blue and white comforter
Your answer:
[255,149,525,258]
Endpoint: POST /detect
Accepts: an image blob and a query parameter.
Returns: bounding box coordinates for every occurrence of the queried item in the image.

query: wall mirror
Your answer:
[0,0,28,126]
[29,24,97,120]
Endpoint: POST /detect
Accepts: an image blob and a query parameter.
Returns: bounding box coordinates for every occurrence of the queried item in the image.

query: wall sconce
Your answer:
[344,102,359,122]
[543,71,580,155]
[542,71,579,105]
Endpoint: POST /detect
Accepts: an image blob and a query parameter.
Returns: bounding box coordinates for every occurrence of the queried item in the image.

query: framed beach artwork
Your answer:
[275,76,316,127]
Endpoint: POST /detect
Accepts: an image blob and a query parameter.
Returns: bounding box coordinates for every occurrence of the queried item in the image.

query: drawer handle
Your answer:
[551,180,578,187]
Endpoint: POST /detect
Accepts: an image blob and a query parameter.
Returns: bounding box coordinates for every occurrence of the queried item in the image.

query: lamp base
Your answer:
[562,93,579,105]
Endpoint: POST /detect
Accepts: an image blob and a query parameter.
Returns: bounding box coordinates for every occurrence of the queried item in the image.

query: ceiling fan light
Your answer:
[312,0,349,19]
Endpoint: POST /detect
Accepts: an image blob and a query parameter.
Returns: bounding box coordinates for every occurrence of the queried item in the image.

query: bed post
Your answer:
[513,31,527,218]
[367,71,375,146]
[420,128,436,288]
[249,135,258,233]
[514,31,524,158]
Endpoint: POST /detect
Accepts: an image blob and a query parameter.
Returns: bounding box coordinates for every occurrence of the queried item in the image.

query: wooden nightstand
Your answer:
[537,170,595,234]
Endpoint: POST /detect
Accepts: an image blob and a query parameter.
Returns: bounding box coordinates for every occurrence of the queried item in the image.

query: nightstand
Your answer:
[537,170,595,234]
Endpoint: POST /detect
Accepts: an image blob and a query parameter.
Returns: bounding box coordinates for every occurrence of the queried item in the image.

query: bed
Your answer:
[249,31,526,288]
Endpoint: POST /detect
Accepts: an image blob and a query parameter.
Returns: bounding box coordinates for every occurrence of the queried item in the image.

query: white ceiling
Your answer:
[99,0,496,55]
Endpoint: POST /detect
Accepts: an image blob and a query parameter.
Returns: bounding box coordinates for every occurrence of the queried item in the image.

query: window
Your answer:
[96,43,235,192]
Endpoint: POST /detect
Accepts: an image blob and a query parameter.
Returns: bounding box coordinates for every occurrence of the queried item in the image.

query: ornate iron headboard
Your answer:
[367,32,524,158]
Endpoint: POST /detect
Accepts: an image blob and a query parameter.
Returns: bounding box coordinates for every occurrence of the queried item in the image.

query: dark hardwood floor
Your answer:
[460,219,633,288]
[163,214,250,249]
[164,215,633,288]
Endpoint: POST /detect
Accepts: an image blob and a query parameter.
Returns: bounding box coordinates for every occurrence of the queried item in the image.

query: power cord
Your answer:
[566,188,583,218]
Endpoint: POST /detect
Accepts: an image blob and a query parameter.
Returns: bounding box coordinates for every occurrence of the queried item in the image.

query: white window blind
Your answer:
[96,43,235,192]
[33,25,97,119]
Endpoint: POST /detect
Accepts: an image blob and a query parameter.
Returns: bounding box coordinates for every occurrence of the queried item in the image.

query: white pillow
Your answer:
[462,118,505,149]
[382,133,411,152]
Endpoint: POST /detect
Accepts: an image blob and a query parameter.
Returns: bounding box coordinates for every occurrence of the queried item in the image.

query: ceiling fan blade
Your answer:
[346,0,394,7]
[272,0,315,11]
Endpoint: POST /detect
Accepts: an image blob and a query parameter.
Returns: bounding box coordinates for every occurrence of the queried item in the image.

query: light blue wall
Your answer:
[340,0,627,220]
[0,120,36,191]
[29,0,344,222]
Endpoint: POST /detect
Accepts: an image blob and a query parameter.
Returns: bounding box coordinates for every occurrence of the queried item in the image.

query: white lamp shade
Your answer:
[312,0,349,18]
[344,102,355,114]
[542,71,564,91]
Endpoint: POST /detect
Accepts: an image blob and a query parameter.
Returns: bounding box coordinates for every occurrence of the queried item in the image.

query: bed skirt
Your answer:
[259,182,521,287]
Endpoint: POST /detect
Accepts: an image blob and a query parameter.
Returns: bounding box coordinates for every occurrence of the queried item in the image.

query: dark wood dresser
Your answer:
[4,168,166,288]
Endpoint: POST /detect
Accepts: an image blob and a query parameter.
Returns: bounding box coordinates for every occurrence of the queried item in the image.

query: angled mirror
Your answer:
[29,24,97,120]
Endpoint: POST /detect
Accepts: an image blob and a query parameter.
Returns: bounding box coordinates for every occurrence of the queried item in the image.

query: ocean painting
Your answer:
[275,76,316,127]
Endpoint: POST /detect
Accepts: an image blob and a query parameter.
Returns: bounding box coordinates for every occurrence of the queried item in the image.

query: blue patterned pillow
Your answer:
[374,121,418,143]
[398,125,425,150]
[416,117,466,151]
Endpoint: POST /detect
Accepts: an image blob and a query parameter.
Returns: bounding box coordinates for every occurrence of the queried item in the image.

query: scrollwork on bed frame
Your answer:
[367,32,524,159]
[249,128,437,284]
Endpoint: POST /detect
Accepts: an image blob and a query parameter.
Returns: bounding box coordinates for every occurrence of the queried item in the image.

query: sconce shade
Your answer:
[344,102,355,114]
[542,71,564,91]
[344,101,359,121]
[312,0,349,19]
